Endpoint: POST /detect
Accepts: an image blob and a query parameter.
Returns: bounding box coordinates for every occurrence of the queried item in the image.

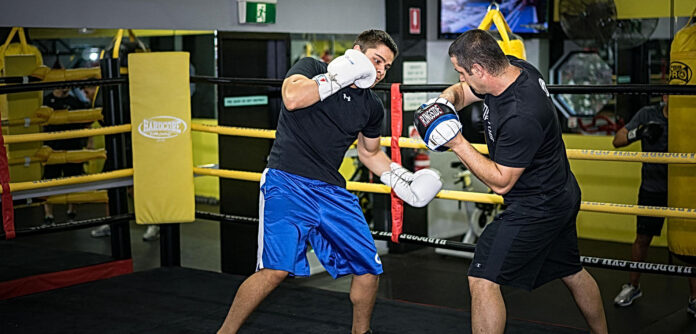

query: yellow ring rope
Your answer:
[191,123,275,139]
[2,124,694,217]
[193,167,696,219]
[3,123,695,164]
[0,169,133,193]
[566,149,696,164]
[190,123,696,164]
[2,164,692,219]
[3,124,131,144]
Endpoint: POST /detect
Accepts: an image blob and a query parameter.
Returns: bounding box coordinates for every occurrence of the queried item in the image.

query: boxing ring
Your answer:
[1,62,696,333]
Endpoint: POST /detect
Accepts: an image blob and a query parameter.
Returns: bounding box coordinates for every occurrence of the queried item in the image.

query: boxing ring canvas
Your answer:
[0,267,587,334]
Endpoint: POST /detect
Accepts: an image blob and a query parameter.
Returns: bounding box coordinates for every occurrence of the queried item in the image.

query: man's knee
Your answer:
[257,268,289,284]
[354,273,379,283]
[468,276,499,293]
[561,268,589,285]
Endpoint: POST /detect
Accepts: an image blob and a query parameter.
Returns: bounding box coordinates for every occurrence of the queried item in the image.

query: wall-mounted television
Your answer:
[439,0,549,39]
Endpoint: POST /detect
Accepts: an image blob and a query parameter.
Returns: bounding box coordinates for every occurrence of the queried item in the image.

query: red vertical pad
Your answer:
[0,121,15,239]
[390,83,403,243]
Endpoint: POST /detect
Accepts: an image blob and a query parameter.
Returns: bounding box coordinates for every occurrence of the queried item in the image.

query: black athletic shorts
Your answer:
[468,200,583,291]
[43,163,84,179]
[636,190,667,236]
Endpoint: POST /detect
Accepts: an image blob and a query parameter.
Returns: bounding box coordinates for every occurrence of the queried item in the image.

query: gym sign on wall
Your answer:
[238,0,277,24]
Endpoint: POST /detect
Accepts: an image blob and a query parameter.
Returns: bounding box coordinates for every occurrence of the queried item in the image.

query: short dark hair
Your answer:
[354,29,399,58]
[448,29,508,76]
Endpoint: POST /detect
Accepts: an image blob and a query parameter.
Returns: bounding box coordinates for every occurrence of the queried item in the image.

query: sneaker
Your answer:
[614,283,642,307]
[688,298,696,318]
[142,225,160,241]
[90,224,111,238]
[43,216,55,226]
[66,211,77,222]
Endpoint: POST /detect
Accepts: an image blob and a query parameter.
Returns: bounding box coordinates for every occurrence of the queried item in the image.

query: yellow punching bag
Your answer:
[0,27,44,182]
[667,7,696,257]
[477,3,526,60]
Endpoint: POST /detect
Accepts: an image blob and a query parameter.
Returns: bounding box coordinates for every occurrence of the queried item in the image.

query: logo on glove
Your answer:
[414,101,462,152]
[416,104,446,127]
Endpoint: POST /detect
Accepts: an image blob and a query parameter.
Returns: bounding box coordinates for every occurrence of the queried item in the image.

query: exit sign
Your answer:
[238,0,277,24]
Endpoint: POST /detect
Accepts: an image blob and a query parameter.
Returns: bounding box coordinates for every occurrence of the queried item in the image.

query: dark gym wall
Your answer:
[217,32,289,275]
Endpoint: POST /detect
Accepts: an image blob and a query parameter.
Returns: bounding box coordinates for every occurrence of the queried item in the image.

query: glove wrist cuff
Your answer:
[627,128,638,142]
[313,73,341,101]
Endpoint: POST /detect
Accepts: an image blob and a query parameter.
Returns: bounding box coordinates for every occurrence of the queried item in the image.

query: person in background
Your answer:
[612,95,696,318]
[41,61,89,225]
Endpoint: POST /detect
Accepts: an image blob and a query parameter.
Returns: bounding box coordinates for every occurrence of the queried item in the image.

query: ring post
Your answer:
[100,57,132,260]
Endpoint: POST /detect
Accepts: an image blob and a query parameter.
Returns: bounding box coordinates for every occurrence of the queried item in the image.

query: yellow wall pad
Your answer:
[29,66,101,82]
[553,0,696,21]
[46,190,109,204]
[3,124,131,144]
[191,119,219,200]
[43,148,106,165]
[193,168,696,220]
[7,147,106,165]
[3,107,103,127]
[129,52,194,225]
[3,54,43,182]
[0,169,133,193]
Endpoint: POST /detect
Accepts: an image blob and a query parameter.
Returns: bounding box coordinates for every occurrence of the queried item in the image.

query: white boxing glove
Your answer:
[312,49,376,100]
[380,162,443,207]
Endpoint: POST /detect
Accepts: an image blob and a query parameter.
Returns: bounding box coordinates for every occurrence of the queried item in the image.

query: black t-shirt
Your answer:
[43,92,89,150]
[266,57,384,187]
[625,104,668,192]
[475,56,580,214]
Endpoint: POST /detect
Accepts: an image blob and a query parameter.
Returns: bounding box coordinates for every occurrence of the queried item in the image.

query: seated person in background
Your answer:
[42,83,88,225]
[612,95,696,317]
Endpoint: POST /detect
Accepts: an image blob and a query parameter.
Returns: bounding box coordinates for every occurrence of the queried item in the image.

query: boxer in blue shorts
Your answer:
[415,30,608,334]
[218,29,443,334]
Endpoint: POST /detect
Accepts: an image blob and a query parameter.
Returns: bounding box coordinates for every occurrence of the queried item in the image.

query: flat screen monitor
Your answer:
[439,0,548,39]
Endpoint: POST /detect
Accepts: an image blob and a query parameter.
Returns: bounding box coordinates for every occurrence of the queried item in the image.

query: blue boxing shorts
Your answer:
[257,168,383,278]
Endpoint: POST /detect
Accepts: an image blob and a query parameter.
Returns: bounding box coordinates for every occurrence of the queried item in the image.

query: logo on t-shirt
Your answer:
[538,78,550,97]
[482,103,494,143]
[343,93,351,102]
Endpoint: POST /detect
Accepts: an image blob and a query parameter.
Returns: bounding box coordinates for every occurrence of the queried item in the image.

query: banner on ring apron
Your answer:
[667,6,696,257]
[477,5,526,60]
[128,52,194,224]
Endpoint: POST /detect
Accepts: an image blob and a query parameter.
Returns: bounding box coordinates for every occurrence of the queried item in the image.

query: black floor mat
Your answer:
[0,241,115,282]
[0,267,586,334]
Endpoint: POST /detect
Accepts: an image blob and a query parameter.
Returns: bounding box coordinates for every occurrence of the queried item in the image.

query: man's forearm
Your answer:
[450,139,509,194]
